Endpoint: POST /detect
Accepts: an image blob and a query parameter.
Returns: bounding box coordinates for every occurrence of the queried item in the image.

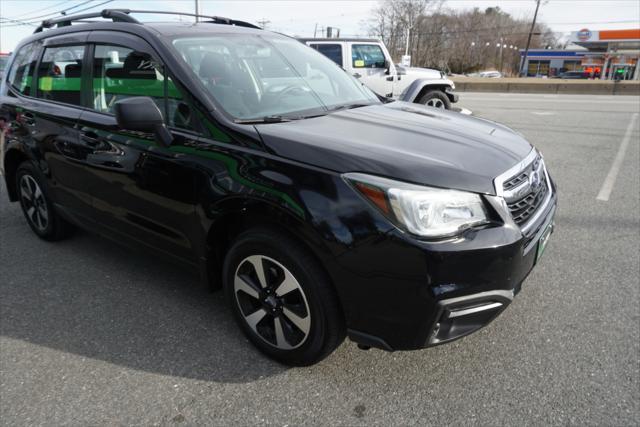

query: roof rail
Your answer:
[34,9,261,33]
[124,10,261,29]
[34,10,139,33]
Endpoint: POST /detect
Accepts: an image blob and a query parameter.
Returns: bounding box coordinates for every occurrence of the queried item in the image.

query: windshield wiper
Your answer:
[327,103,374,113]
[234,115,293,124]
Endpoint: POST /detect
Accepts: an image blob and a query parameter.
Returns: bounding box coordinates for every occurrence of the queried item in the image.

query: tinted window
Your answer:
[7,43,39,96]
[92,45,194,131]
[92,45,165,114]
[310,44,343,67]
[37,45,85,106]
[352,44,386,69]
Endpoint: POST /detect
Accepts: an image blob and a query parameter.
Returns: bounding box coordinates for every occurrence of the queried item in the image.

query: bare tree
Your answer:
[364,1,560,75]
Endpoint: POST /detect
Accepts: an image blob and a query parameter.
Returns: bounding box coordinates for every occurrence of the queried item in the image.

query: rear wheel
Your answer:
[418,90,451,110]
[223,228,345,366]
[16,162,73,241]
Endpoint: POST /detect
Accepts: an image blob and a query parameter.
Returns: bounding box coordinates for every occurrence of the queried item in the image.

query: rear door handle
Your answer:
[81,130,100,147]
[353,72,362,78]
[22,112,36,126]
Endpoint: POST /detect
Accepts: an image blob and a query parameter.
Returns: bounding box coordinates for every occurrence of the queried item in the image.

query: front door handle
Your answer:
[353,72,362,78]
[386,76,394,81]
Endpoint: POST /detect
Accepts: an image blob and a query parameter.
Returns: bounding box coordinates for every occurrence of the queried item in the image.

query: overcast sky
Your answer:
[1,0,639,51]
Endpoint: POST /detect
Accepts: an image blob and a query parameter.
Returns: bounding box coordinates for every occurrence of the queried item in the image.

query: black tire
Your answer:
[15,161,73,241]
[223,227,346,366]
[418,90,451,110]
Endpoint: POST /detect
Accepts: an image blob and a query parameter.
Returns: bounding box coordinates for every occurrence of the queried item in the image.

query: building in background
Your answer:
[520,28,640,80]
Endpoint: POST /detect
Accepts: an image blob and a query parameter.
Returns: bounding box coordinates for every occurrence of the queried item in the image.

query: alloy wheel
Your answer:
[233,255,311,350]
[426,98,445,108]
[19,175,49,232]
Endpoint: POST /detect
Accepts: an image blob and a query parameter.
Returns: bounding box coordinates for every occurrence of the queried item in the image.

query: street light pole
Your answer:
[195,0,200,22]
[519,0,542,77]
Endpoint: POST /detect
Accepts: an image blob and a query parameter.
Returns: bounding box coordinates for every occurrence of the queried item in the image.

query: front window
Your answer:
[351,44,386,69]
[172,34,378,121]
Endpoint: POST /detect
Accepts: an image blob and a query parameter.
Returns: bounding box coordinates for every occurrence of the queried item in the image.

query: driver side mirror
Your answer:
[384,59,391,75]
[114,97,173,147]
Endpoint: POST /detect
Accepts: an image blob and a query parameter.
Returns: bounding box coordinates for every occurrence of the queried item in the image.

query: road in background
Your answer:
[1,93,639,425]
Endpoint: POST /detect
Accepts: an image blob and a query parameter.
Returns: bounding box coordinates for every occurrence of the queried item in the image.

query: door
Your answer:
[349,43,394,97]
[77,35,203,262]
[3,35,94,220]
[33,41,94,219]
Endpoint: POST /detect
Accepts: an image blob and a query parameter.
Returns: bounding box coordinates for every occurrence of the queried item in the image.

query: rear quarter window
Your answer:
[7,43,40,96]
[310,44,343,67]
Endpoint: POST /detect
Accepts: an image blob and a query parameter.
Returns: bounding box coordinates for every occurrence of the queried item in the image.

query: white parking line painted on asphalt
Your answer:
[596,112,639,202]
[460,96,640,105]
[531,111,555,116]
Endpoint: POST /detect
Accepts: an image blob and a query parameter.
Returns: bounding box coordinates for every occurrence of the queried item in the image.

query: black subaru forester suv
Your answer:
[0,10,556,366]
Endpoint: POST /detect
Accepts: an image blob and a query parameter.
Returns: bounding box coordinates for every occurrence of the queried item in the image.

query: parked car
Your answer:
[556,71,588,79]
[301,38,458,110]
[0,52,10,79]
[478,70,503,78]
[1,9,556,366]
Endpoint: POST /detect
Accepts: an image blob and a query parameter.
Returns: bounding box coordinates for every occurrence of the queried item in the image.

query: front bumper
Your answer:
[337,185,557,351]
[445,87,459,103]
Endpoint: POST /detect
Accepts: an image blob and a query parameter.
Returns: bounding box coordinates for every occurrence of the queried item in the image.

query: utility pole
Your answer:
[256,18,270,29]
[498,39,503,73]
[194,0,200,22]
[405,27,411,56]
[519,0,541,77]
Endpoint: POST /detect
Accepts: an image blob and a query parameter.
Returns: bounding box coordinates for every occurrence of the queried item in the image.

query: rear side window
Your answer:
[310,44,343,67]
[352,44,386,69]
[7,43,39,96]
[37,45,85,106]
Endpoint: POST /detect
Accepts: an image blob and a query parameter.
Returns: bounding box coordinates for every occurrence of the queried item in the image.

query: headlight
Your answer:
[344,173,489,238]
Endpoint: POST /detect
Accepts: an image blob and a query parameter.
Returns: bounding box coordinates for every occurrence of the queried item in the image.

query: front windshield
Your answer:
[172,34,380,120]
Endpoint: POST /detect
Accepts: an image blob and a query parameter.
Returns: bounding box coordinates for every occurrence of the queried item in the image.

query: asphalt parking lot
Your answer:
[1,92,639,426]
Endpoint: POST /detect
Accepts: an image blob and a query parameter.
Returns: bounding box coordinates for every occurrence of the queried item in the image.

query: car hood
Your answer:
[255,101,532,195]
[403,67,443,80]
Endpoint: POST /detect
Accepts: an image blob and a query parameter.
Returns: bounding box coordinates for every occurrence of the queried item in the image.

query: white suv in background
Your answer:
[300,38,458,110]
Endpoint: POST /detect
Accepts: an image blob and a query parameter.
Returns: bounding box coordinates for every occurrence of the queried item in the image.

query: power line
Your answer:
[1,0,103,25]
[0,17,37,27]
[0,0,114,28]
[4,0,72,19]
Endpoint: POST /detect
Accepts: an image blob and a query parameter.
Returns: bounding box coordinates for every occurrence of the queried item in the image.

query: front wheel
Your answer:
[418,90,451,110]
[223,228,345,366]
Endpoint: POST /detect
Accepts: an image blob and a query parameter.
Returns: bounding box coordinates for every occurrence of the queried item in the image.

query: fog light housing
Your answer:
[427,290,513,345]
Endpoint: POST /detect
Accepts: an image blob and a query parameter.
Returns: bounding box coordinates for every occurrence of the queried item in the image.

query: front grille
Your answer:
[503,171,528,190]
[499,153,550,228]
[507,179,548,225]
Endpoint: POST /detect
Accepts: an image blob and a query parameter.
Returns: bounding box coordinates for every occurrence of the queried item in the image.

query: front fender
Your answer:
[399,78,456,103]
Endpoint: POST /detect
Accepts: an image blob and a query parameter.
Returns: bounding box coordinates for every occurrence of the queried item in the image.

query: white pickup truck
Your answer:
[299,38,458,110]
